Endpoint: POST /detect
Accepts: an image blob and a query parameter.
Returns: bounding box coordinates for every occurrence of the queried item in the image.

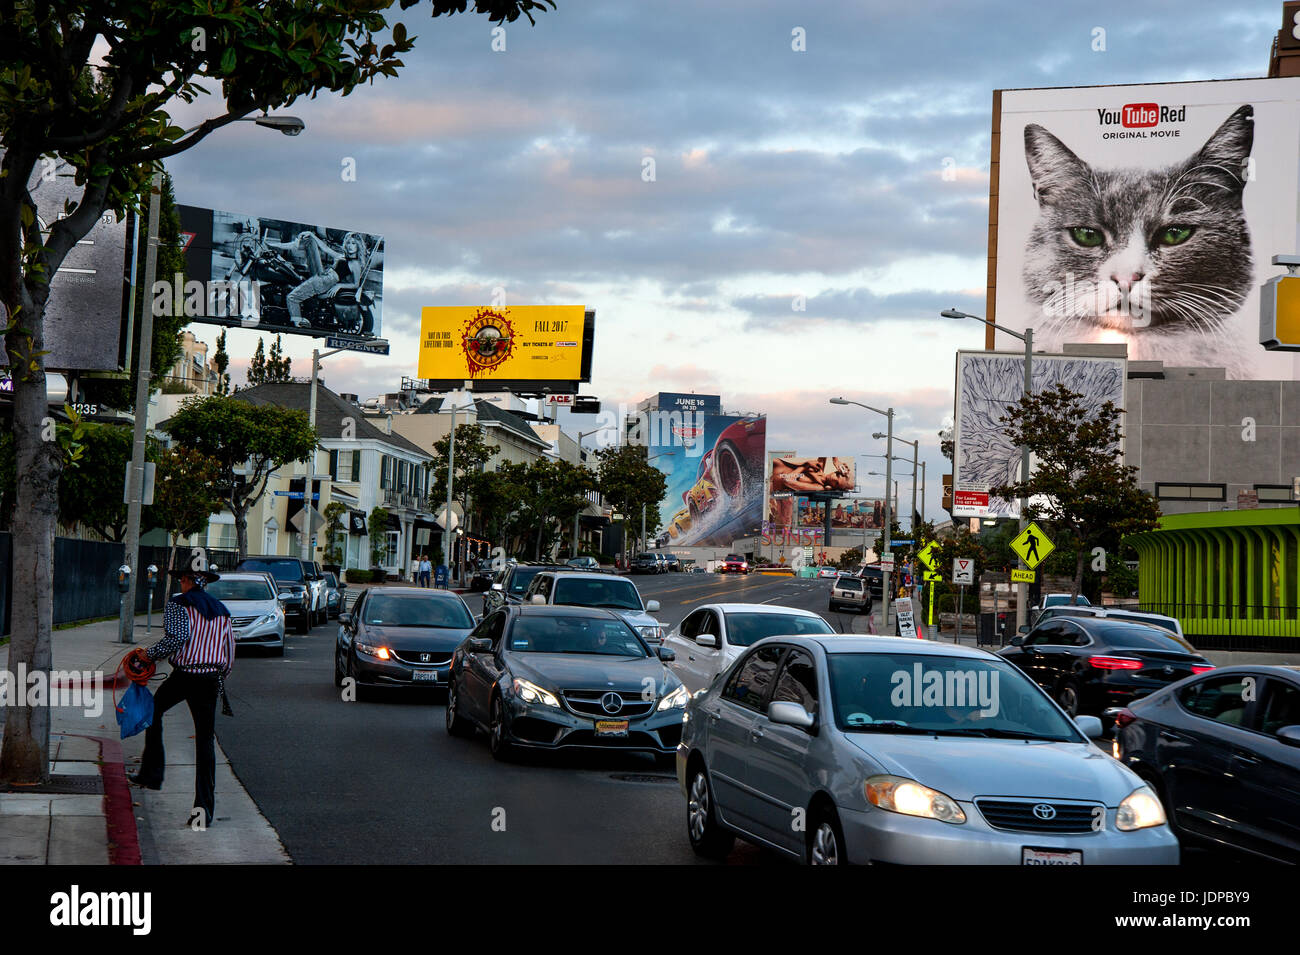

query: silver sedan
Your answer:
[677,635,1179,865]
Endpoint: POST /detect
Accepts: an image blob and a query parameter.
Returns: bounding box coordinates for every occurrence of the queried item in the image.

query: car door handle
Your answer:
[1158,731,1180,743]
[1232,751,1261,766]
[688,655,696,662]
[704,708,720,722]
[750,726,764,740]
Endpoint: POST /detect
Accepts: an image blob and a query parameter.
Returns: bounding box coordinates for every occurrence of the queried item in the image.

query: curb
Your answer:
[93,734,142,865]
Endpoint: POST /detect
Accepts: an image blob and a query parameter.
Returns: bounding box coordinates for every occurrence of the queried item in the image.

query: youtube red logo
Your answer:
[1121,103,1158,128]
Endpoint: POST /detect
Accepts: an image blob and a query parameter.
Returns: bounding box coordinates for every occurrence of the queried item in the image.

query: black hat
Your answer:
[168,555,220,584]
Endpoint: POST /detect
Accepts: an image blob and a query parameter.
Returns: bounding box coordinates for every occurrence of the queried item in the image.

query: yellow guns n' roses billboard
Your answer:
[417,305,595,388]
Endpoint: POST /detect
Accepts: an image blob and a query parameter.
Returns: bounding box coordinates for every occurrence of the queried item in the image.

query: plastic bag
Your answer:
[115,681,154,739]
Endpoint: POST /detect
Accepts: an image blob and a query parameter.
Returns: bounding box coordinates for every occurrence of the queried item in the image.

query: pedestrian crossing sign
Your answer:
[1010,522,1054,569]
[916,541,939,570]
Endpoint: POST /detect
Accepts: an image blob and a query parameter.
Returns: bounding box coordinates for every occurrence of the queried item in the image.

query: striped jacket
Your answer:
[149,599,235,675]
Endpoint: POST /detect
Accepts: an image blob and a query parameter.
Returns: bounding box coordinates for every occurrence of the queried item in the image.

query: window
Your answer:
[552,577,641,610]
[678,611,703,640]
[1254,485,1295,503]
[1026,621,1073,646]
[507,615,645,656]
[471,612,506,651]
[208,522,237,550]
[725,612,833,647]
[380,455,391,489]
[362,593,473,628]
[722,645,784,712]
[384,530,400,566]
[697,611,720,639]
[771,650,818,718]
[1155,483,1226,502]
[1179,676,1254,727]
[1260,679,1300,736]
[329,449,338,482]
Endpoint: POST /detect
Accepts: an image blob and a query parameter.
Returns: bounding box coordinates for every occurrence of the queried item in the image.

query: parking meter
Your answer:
[117,564,131,594]
[147,564,158,589]
[145,564,159,638]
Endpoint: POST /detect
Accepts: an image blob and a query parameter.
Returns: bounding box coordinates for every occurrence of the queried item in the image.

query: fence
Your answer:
[0,534,242,637]
[1139,602,1300,652]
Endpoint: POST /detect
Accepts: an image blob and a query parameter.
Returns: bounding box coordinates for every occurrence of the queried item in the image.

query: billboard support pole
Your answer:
[118,170,162,644]
[1016,328,1032,634]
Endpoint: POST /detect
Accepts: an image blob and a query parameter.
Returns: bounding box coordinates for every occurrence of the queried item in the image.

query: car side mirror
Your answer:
[646,600,660,613]
[657,646,676,662]
[768,700,815,730]
[1017,625,1029,634]
[1008,635,1024,646]
[1277,725,1300,746]
[468,638,494,654]
[1074,715,1104,739]
[491,583,503,592]
[695,633,718,648]
[338,612,351,625]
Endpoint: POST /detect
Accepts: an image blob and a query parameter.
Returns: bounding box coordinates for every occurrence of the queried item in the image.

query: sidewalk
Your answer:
[1,614,290,865]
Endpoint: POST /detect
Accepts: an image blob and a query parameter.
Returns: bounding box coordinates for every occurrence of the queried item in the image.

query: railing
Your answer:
[382,489,425,510]
[1139,602,1300,652]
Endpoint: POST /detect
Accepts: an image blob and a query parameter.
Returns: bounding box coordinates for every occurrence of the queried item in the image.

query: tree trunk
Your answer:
[0,301,59,785]
[1073,536,1086,604]
[234,500,249,558]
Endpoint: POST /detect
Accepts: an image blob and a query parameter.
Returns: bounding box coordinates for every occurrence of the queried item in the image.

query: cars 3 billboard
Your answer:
[653,415,767,547]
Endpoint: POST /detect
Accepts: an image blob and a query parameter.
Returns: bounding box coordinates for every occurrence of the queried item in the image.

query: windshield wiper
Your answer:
[932,727,1069,741]
[844,722,934,734]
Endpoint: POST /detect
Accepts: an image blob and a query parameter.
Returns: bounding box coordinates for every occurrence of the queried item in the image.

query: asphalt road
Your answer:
[214,571,1230,865]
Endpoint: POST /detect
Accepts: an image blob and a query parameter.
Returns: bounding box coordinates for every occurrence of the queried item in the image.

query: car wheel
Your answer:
[714,440,745,501]
[1056,680,1081,717]
[488,692,514,761]
[445,681,476,738]
[333,652,344,688]
[686,764,735,860]
[807,804,848,865]
[296,615,310,635]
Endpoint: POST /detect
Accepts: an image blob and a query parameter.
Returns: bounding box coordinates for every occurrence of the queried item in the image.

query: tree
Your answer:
[163,395,317,559]
[212,330,231,395]
[247,338,267,386]
[322,501,348,566]
[1,0,559,784]
[836,546,864,571]
[595,445,668,541]
[991,383,1161,601]
[535,460,598,558]
[151,445,223,579]
[368,506,390,569]
[426,421,494,531]
[267,334,292,381]
[56,423,159,541]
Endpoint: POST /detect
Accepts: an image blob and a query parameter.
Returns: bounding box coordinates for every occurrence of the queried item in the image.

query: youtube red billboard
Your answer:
[992,78,1300,381]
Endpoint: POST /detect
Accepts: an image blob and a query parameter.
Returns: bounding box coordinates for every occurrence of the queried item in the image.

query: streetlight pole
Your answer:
[117,114,305,644]
[574,425,612,557]
[299,346,344,565]
[640,450,676,554]
[831,398,894,635]
[443,400,476,584]
[942,308,1034,632]
[881,433,919,530]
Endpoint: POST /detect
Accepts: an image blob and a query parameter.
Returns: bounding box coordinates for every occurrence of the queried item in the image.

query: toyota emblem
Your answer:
[420,653,431,663]
[1032,803,1057,821]
[601,692,623,714]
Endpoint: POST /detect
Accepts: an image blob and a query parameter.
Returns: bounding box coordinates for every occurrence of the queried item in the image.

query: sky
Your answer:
[157,0,1286,519]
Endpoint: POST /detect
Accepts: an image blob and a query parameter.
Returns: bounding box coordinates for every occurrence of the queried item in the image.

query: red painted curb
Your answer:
[92,735,142,866]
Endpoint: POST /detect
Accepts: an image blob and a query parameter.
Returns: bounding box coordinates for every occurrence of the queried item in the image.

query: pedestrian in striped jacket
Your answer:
[130,559,234,828]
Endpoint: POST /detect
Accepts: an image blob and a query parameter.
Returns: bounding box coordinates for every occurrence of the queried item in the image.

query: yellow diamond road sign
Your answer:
[1010,522,1054,569]
[917,542,939,570]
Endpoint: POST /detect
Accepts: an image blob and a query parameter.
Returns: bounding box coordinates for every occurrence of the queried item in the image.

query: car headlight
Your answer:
[657,684,690,711]
[864,774,966,825]
[512,678,560,708]
[638,625,664,641]
[1116,786,1166,831]
[356,641,391,661]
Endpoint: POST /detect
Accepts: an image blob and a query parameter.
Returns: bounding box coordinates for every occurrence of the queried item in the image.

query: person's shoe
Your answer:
[128,774,161,790]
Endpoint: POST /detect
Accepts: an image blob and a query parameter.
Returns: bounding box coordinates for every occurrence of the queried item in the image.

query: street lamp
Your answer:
[443,399,477,585]
[830,397,895,634]
[642,451,676,555]
[298,345,346,565]
[118,113,306,644]
[943,307,1034,631]
[573,425,614,557]
[877,432,920,531]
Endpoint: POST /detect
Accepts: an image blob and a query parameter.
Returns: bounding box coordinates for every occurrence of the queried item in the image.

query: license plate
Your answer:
[411,670,441,682]
[595,720,629,737]
[1022,847,1082,865]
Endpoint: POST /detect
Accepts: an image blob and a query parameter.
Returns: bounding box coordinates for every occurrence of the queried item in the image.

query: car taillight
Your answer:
[1191,664,1215,674]
[1112,707,1137,728]
[1089,655,1143,670]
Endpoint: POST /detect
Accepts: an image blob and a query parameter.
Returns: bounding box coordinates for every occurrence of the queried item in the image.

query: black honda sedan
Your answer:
[1113,665,1300,863]
[444,605,687,763]
[334,587,476,697]
[998,617,1214,720]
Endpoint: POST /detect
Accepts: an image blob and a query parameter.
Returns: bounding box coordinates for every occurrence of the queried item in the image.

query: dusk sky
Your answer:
[158,0,1283,518]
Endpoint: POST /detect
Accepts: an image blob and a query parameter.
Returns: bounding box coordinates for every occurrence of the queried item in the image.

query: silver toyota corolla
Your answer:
[677,635,1179,865]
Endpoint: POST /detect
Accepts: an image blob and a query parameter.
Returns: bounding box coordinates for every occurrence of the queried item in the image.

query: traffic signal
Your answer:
[572,396,601,414]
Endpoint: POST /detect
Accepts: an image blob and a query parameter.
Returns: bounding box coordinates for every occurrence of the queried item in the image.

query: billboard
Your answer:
[178,205,384,339]
[0,159,129,372]
[655,392,721,416]
[953,350,1126,519]
[654,415,766,547]
[993,78,1300,380]
[417,305,595,390]
[797,497,889,529]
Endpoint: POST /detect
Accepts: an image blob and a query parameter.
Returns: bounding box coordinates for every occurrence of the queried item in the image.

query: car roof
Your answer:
[213,572,276,582]
[1048,606,1178,622]
[368,586,465,598]
[541,570,634,583]
[765,634,1001,660]
[508,604,623,620]
[699,603,824,616]
[238,555,304,563]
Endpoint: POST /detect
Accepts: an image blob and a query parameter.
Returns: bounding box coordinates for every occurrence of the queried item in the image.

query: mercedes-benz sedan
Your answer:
[334,587,476,698]
[679,636,1179,865]
[207,572,286,656]
[445,605,687,763]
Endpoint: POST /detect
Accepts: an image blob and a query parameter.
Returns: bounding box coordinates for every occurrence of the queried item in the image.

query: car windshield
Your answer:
[726,555,744,562]
[826,651,1081,741]
[206,579,274,602]
[552,577,643,611]
[1095,623,1195,653]
[508,615,647,656]
[725,612,834,647]
[508,567,546,595]
[362,594,474,629]
[239,559,303,583]
[1044,594,1090,608]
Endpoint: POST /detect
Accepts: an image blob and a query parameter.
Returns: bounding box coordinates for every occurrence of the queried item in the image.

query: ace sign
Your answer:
[952,558,975,586]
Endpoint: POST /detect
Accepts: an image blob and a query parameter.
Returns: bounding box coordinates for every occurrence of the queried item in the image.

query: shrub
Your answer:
[344,568,371,584]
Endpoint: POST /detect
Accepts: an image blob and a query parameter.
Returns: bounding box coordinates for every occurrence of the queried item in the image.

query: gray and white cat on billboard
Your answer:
[1022,105,1255,377]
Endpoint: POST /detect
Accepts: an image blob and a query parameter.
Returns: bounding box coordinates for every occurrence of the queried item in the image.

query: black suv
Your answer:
[482,562,570,615]
[629,553,661,575]
[235,556,315,633]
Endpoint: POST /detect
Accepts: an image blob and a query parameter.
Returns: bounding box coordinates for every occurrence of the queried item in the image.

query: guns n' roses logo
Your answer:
[460,308,515,377]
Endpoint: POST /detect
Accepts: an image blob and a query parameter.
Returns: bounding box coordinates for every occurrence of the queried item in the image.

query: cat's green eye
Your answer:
[1068,227,1104,248]
[1157,225,1195,246]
